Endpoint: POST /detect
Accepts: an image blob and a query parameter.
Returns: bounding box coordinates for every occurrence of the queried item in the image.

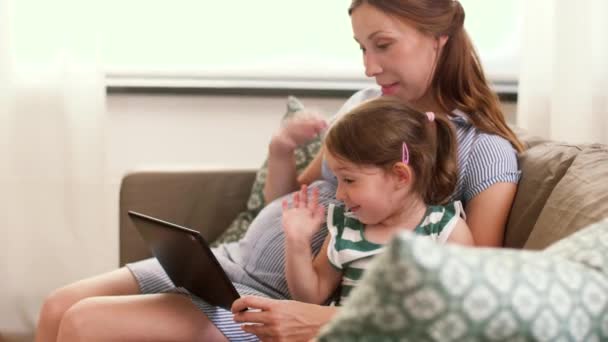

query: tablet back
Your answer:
[128,211,240,310]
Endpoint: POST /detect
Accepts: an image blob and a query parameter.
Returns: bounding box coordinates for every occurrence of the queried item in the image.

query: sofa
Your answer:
[118,128,608,338]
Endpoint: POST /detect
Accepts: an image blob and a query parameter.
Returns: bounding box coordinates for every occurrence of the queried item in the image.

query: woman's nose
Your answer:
[364,53,382,77]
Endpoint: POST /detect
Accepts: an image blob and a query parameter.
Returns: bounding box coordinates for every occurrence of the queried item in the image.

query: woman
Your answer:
[35,1,523,341]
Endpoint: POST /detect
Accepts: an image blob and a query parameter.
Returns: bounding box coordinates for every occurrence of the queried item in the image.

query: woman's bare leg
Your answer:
[35,267,140,342]
[56,293,227,342]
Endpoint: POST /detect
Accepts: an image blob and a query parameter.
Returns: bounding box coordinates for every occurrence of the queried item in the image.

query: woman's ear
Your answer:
[391,162,412,188]
[436,34,449,50]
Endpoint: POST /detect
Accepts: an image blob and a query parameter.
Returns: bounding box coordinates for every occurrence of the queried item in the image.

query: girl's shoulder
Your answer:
[415,201,465,240]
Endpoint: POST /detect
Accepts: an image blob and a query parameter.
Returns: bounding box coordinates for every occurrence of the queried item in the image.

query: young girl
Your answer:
[282,97,474,304]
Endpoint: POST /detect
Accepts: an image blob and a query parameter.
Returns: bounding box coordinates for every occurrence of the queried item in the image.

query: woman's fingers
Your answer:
[232,295,274,313]
[283,115,328,146]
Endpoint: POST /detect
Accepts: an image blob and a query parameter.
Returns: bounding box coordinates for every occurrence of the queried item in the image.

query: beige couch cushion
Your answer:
[504,142,582,248]
[524,144,608,249]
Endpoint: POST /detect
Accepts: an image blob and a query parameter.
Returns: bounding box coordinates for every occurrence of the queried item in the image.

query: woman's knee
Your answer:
[38,286,80,325]
[55,297,100,341]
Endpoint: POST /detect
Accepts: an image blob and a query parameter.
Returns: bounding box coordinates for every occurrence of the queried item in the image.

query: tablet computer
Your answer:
[128,211,240,310]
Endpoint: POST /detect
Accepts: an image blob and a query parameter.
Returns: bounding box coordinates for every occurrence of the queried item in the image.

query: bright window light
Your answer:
[10,0,521,90]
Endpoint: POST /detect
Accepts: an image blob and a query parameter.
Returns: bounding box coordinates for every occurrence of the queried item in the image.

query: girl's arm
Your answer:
[466,182,517,247]
[285,234,342,304]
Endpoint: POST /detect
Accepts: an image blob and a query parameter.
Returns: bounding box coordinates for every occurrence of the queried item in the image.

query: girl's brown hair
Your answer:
[324,97,458,205]
[349,0,524,152]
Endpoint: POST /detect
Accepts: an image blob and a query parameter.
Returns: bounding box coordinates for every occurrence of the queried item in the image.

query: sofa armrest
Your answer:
[119,169,256,266]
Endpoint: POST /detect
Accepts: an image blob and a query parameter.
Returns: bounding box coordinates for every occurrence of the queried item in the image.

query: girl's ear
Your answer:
[391,162,412,187]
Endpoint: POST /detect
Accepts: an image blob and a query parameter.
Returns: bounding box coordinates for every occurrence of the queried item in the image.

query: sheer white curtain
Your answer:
[517,0,608,144]
[0,1,109,338]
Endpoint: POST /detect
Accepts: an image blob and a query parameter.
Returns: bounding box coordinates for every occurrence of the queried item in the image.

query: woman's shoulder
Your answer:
[333,87,382,119]
[449,109,517,156]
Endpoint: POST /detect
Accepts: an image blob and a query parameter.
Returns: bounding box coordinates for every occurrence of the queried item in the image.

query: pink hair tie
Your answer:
[426,112,435,122]
[402,142,409,165]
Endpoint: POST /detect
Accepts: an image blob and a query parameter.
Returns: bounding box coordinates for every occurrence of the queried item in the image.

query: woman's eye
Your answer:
[376,43,390,50]
[343,178,354,184]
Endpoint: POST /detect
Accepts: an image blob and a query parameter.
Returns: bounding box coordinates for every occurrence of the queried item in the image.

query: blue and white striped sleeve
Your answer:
[463,133,521,202]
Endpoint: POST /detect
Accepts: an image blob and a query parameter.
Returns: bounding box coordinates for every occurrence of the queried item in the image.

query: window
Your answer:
[9,0,521,90]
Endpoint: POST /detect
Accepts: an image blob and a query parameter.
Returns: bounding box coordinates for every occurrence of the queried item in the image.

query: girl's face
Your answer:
[351,3,443,107]
[325,151,403,225]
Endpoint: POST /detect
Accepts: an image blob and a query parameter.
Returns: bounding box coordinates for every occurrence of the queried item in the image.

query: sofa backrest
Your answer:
[505,129,608,249]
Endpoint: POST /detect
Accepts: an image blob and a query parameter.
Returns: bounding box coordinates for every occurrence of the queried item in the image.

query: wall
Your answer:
[106,92,517,263]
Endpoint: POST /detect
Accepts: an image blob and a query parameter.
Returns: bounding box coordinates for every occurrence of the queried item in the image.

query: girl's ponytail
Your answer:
[425,114,458,205]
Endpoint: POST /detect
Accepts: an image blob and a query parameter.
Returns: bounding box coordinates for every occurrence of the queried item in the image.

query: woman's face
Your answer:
[351,3,444,105]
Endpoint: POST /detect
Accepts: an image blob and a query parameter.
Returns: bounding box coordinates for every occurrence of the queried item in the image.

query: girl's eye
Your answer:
[343,178,354,184]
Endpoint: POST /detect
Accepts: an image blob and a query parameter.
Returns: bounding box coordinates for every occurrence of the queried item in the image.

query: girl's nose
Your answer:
[335,184,346,201]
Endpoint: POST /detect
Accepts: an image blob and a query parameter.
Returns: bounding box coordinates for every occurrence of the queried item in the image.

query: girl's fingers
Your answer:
[293,191,300,208]
[299,184,308,208]
[282,199,288,211]
[308,187,319,211]
[316,206,325,220]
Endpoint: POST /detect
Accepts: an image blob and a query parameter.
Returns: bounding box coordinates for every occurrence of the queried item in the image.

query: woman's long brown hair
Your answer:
[349,0,524,152]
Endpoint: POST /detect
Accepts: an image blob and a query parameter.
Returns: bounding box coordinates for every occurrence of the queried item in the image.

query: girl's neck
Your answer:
[379,196,428,230]
[365,196,428,244]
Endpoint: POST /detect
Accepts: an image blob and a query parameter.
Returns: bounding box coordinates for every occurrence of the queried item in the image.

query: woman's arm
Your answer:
[297,147,324,185]
[264,116,327,203]
[446,217,474,246]
[465,182,517,247]
[232,297,339,342]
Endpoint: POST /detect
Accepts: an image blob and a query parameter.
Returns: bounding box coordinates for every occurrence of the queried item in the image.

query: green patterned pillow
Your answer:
[318,220,608,341]
[211,96,322,246]
[544,218,608,277]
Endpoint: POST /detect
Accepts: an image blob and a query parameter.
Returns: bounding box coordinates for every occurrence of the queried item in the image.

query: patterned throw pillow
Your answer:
[544,218,608,277]
[211,96,322,246]
[317,220,608,341]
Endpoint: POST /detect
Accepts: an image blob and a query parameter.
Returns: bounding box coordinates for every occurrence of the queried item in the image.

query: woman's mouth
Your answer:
[348,205,361,212]
[381,82,399,95]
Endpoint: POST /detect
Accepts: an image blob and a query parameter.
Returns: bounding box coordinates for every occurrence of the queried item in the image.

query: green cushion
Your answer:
[545,218,608,278]
[318,220,608,341]
[212,96,322,246]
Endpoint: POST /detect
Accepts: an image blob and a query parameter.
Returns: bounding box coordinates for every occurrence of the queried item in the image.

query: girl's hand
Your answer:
[270,113,327,156]
[282,184,326,245]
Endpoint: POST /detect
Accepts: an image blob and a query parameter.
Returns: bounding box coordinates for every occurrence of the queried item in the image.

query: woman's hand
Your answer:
[232,296,338,342]
[282,184,326,245]
[269,113,327,156]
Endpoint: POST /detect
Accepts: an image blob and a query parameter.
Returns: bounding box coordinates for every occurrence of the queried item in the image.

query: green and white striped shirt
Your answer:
[326,201,464,304]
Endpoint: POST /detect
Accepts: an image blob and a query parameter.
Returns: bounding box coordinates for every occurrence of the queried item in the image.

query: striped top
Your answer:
[326,202,464,304]
[322,87,521,204]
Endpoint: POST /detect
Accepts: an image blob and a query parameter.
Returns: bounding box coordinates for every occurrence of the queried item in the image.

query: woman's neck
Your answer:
[411,90,452,115]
